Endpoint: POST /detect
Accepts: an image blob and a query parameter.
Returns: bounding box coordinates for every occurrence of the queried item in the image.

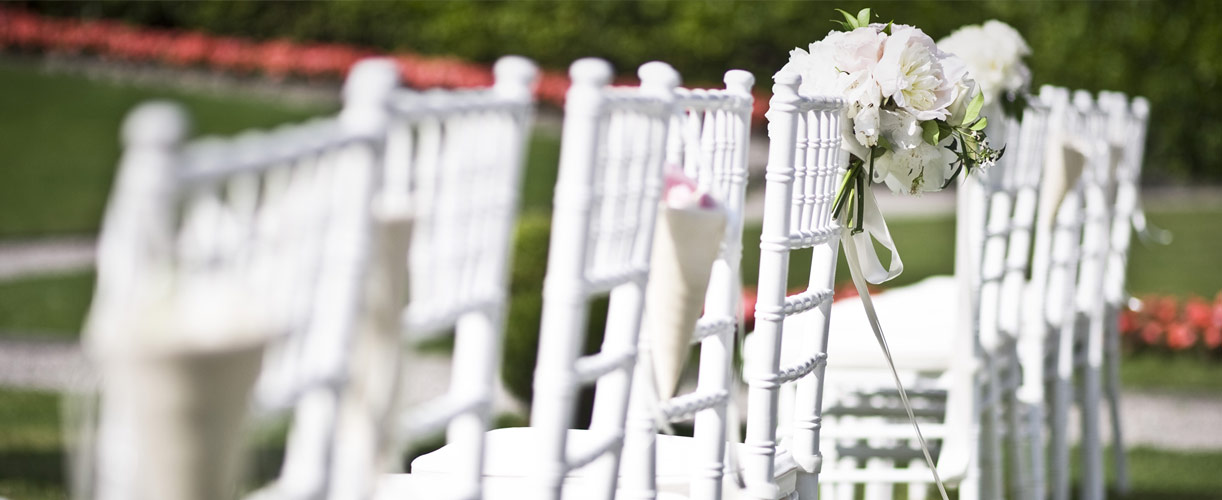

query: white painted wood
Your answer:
[401,58,681,500]
[806,96,1055,500]
[618,69,756,500]
[322,56,539,500]
[81,58,396,500]
[742,71,847,500]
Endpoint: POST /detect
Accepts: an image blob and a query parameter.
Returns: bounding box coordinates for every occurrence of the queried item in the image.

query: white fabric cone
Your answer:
[1038,136,1088,229]
[329,204,413,499]
[644,205,726,398]
[92,337,267,500]
[86,281,275,500]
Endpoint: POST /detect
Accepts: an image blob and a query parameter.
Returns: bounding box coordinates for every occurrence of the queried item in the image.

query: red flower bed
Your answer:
[1121,293,1222,356]
[0,6,771,123]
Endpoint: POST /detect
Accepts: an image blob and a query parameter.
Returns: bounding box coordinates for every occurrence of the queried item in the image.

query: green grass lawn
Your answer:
[0,59,562,238]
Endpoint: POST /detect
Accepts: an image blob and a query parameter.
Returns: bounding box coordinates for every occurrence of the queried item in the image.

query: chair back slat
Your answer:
[526,59,680,500]
[744,72,847,499]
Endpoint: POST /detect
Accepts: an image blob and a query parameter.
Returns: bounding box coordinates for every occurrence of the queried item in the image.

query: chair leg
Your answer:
[982,372,1006,500]
[907,460,930,500]
[1081,316,1105,500]
[1001,360,1026,500]
[862,456,893,500]
[1025,400,1046,500]
[1049,374,1072,500]
[1104,315,1129,495]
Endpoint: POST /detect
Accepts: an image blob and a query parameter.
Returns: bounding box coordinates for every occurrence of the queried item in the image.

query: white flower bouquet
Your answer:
[777,8,1004,233]
[938,20,1032,120]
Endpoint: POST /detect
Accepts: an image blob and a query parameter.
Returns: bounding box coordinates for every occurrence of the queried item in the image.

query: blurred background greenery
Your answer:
[16,0,1222,183]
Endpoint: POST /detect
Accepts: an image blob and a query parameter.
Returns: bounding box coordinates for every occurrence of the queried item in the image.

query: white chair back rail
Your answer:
[527,59,681,500]
[357,56,537,500]
[85,61,396,500]
[1095,91,1151,496]
[618,70,755,500]
[744,72,846,500]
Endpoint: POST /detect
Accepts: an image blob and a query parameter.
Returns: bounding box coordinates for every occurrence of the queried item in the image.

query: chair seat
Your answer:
[821,276,959,372]
[398,427,798,499]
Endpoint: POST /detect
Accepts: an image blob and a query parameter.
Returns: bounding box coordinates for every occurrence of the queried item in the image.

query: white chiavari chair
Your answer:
[1094,91,1153,497]
[318,56,539,500]
[1011,85,1091,500]
[1045,89,1144,500]
[617,69,755,500]
[739,71,848,500]
[404,58,681,500]
[79,61,396,500]
[782,97,1053,500]
[1042,89,1123,500]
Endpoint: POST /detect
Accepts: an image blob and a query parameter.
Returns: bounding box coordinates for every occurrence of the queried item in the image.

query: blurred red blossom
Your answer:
[0,5,773,125]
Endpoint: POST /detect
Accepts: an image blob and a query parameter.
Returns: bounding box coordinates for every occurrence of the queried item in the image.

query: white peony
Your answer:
[937,20,1031,105]
[779,26,885,109]
[875,140,959,195]
[874,24,958,121]
[939,53,982,127]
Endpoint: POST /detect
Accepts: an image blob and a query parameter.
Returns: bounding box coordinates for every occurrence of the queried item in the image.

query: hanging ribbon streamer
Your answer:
[1131,204,1171,246]
[845,187,904,284]
[840,187,950,500]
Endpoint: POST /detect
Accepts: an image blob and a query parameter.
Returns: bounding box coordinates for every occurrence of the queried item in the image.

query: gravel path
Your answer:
[0,336,1215,450]
[0,336,524,415]
[0,236,95,281]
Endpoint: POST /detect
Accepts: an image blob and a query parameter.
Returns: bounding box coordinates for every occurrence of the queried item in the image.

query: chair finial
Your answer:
[1072,89,1095,111]
[570,58,613,88]
[1132,96,1150,118]
[342,57,400,136]
[638,61,681,93]
[723,69,755,96]
[122,101,189,148]
[494,55,539,100]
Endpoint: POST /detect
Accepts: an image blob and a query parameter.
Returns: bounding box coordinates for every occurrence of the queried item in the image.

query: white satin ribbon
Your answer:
[841,207,950,500]
[845,187,904,285]
[1132,204,1172,245]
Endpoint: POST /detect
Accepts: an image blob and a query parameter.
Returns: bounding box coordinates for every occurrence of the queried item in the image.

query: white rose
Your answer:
[874,24,957,121]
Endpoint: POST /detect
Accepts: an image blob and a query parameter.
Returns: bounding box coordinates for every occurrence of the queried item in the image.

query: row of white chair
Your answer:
[80,51,1150,500]
[776,87,1152,500]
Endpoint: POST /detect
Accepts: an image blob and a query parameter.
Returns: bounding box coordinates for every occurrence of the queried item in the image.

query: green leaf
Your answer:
[856,8,871,28]
[836,9,859,29]
[921,120,941,145]
[963,91,985,124]
[970,117,988,131]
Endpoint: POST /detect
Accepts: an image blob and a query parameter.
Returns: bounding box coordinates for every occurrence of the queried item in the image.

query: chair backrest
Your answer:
[1098,92,1151,309]
[618,70,755,500]
[744,71,847,499]
[1019,86,1102,400]
[1070,91,1120,330]
[527,58,681,500]
[320,57,539,500]
[83,63,395,500]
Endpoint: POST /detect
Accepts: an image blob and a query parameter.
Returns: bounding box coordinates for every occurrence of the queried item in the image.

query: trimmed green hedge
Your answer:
[18,0,1222,182]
